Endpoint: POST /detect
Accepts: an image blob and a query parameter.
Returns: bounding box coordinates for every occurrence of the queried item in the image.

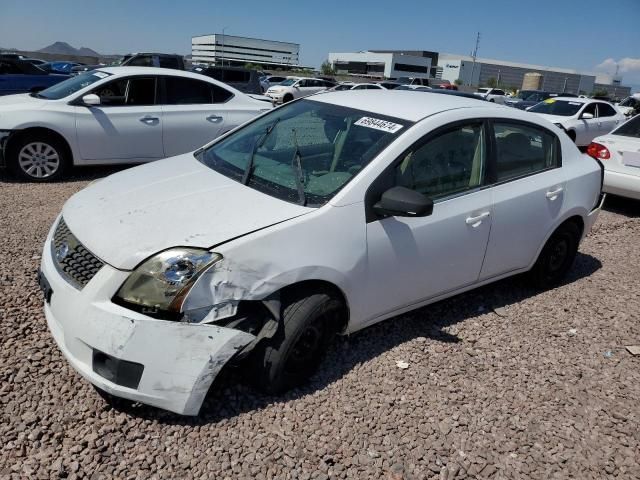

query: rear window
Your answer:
[613,115,640,138]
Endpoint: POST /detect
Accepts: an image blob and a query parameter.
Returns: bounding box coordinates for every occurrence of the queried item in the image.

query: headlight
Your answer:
[113,248,221,319]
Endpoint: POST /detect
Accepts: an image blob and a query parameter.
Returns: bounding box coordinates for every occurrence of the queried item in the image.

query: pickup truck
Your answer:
[0,57,69,96]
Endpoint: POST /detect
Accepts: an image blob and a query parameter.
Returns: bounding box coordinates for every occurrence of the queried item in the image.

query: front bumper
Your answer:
[266,92,285,103]
[603,169,640,200]
[583,193,606,241]
[40,219,255,415]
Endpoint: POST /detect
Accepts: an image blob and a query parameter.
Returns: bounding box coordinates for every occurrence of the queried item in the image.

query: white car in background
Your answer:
[528,97,626,146]
[0,67,272,181]
[616,94,640,117]
[265,77,335,103]
[588,114,640,199]
[39,91,603,415]
[332,83,387,91]
[473,87,508,104]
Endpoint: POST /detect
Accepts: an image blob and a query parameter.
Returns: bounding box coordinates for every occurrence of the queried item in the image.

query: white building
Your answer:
[438,53,597,94]
[327,51,431,79]
[192,34,299,68]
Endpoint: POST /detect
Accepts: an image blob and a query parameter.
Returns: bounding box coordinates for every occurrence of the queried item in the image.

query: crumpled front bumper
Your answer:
[40,221,255,415]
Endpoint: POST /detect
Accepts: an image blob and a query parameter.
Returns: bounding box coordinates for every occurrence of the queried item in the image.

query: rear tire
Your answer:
[8,133,69,182]
[250,290,343,394]
[529,222,580,289]
[283,94,294,103]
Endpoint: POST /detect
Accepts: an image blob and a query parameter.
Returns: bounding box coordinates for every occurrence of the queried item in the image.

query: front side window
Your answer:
[197,99,410,206]
[92,77,156,105]
[581,103,598,117]
[0,61,21,74]
[529,99,583,116]
[613,115,640,138]
[279,78,297,86]
[393,122,486,199]
[494,122,559,182]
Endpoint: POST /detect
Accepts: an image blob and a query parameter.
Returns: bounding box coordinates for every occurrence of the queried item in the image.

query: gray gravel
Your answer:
[1,168,639,479]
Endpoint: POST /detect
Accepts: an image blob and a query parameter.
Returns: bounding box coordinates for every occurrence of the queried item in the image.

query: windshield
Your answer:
[37,71,111,99]
[477,88,489,93]
[279,78,297,86]
[619,97,638,107]
[613,115,640,138]
[529,99,583,116]
[516,90,536,99]
[196,99,411,206]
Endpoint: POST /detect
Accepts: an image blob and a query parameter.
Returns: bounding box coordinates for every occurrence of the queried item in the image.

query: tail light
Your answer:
[586,142,610,160]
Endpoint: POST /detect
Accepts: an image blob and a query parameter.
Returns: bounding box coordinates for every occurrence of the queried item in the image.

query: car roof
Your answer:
[310,90,502,122]
[551,97,597,104]
[97,66,216,80]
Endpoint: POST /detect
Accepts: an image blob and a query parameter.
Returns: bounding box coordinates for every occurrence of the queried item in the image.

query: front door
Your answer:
[575,102,599,145]
[480,120,565,279]
[365,121,492,322]
[75,76,164,161]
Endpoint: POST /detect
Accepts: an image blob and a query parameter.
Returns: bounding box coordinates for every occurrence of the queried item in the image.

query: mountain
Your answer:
[38,41,101,57]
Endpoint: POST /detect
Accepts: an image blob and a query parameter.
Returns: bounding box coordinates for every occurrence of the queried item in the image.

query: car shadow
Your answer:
[0,165,132,184]
[103,252,602,425]
[603,194,640,218]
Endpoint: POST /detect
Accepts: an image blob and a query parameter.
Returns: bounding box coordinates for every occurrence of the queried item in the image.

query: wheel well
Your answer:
[283,93,293,101]
[279,280,350,332]
[559,215,584,239]
[7,127,73,163]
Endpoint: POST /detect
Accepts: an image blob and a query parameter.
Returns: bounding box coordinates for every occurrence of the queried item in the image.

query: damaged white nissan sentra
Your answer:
[40,91,605,415]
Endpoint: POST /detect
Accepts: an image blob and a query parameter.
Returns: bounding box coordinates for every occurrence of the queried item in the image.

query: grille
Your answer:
[52,218,104,289]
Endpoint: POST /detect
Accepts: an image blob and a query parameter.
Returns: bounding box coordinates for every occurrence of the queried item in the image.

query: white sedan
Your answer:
[589,114,640,199]
[528,97,626,146]
[265,77,335,103]
[0,67,272,181]
[39,91,603,415]
[473,87,508,104]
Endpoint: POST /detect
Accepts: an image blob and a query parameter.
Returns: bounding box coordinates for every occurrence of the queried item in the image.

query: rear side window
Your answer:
[159,57,179,69]
[597,103,617,117]
[493,122,559,182]
[0,61,21,74]
[613,115,640,138]
[164,77,232,104]
[127,56,154,67]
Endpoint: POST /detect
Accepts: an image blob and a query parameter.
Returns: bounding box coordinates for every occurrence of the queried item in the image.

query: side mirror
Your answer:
[373,186,434,218]
[581,112,594,120]
[81,94,101,106]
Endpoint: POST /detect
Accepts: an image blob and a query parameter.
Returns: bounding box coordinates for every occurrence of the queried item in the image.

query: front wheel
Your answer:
[249,290,343,394]
[8,134,69,182]
[282,94,294,103]
[529,222,580,289]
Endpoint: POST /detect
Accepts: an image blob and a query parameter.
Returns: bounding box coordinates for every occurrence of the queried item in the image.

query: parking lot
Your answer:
[0,169,638,479]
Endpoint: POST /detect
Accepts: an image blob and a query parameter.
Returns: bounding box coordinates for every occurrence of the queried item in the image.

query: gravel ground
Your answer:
[1,168,639,480]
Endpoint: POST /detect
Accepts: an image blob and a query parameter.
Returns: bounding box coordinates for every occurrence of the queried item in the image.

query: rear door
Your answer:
[160,76,235,156]
[75,76,164,161]
[597,103,623,135]
[480,120,565,279]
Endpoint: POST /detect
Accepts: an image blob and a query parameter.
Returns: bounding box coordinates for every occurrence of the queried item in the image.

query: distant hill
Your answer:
[38,41,101,57]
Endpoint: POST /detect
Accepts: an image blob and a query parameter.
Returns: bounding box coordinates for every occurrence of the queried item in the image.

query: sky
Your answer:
[2,0,639,90]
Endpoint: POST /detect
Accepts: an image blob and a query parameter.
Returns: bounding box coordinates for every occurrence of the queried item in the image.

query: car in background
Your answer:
[394,85,432,92]
[39,61,84,74]
[433,80,458,90]
[70,64,103,75]
[588,115,640,199]
[193,66,262,95]
[332,83,387,91]
[117,53,185,70]
[265,77,335,103]
[22,58,47,66]
[473,87,507,104]
[0,67,272,181]
[396,77,431,87]
[616,94,640,117]
[504,90,558,109]
[0,57,69,96]
[528,97,626,146]
[379,81,403,90]
[395,85,485,100]
[39,91,603,415]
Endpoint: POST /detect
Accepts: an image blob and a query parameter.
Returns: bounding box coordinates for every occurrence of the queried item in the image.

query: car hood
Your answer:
[0,93,47,107]
[531,113,574,124]
[62,154,313,270]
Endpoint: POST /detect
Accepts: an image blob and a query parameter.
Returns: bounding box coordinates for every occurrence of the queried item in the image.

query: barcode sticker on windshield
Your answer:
[355,117,403,133]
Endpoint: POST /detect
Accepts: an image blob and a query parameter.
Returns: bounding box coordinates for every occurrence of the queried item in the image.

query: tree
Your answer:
[453,78,462,86]
[320,60,336,75]
[486,77,497,88]
[243,62,262,71]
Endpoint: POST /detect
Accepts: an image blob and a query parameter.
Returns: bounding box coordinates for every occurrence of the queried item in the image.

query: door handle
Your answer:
[139,115,159,123]
[546,187,563,199]
[465,211,490,227]
[206,114,223,122]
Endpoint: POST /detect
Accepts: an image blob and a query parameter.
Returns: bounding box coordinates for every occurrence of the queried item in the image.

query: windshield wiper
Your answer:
[242,117,280,185]
[290,128,307,206]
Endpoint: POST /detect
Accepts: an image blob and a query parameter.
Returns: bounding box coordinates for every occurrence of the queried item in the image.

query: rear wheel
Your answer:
[250,290,343,394]
[8,133,69,182]
[529,222,580,289]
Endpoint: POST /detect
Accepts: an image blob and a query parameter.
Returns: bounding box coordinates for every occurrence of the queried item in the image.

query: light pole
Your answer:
[220,26,228,66]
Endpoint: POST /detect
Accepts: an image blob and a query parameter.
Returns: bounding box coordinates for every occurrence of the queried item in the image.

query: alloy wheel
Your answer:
[18,142,60,179]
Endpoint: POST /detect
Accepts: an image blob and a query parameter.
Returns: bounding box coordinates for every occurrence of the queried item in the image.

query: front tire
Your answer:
[8,133,69,182]
[283,94,294,103]
[529,222,580,289]
[250,290,343,394]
